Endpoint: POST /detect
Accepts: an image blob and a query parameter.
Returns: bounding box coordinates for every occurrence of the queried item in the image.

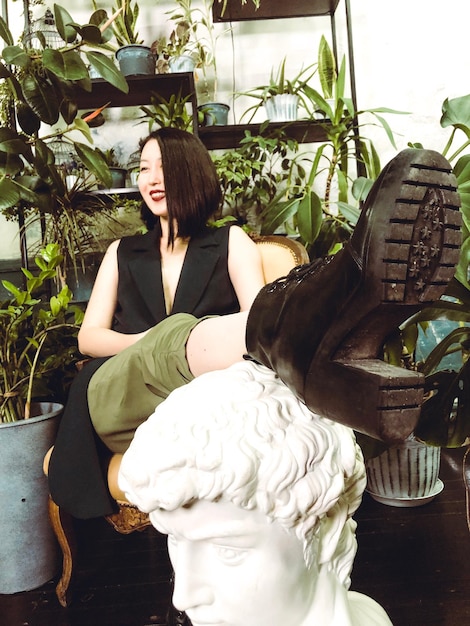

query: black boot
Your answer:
[246,148,462,443]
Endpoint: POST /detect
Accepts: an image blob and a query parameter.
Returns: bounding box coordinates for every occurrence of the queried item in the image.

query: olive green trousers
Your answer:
[88,313,200,453]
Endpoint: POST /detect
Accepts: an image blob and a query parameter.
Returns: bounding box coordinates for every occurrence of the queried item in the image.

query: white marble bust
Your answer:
[119,361,393,626]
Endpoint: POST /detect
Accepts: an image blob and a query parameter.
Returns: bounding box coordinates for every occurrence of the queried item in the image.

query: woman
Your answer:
[48,128,264,518]
[78,128,264,359]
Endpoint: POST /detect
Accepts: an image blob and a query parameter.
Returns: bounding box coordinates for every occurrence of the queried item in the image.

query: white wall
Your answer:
[1,0,469,259]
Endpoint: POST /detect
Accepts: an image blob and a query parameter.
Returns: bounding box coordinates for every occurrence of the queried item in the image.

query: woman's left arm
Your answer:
[227,226,265,311]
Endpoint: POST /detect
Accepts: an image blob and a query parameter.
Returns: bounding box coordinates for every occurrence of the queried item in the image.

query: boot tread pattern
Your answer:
[382,165,461,304]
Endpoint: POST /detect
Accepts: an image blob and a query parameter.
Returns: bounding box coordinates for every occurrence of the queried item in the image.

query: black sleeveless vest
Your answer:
[113,225,240,333]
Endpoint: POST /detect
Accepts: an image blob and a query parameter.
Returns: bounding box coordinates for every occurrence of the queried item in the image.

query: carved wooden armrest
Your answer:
[105,500,151,534]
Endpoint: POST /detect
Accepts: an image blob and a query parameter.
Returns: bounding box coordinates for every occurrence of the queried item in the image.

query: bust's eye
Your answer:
[214,545,247,565]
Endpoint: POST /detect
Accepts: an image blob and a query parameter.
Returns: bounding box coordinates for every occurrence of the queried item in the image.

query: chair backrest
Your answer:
[255,235,309,283]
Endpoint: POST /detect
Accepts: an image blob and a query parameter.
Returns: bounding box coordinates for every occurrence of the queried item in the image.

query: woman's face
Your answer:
[138,138,167,218]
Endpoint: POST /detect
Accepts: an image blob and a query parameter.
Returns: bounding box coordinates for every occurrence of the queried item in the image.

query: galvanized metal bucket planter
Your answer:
[0,403,63,593]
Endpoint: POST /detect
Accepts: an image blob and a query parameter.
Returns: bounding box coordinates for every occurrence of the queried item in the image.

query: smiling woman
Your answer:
[48,127,265,520]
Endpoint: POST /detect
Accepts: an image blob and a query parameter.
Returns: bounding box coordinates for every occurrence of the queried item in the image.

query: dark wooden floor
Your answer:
[1,447,469,626]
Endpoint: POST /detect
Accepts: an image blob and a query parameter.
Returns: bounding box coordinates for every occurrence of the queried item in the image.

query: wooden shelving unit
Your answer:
[199,120,330,150]
[73,73,199,134]
[212,0,340,21]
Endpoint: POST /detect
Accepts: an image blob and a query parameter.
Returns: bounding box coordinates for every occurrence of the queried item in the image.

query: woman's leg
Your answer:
[186,311,248,377]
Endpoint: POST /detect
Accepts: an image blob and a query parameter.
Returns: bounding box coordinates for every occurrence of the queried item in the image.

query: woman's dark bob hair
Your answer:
[138,128,222,245]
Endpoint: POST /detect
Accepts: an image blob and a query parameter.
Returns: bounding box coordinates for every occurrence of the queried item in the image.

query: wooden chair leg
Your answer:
[48,496,77,607]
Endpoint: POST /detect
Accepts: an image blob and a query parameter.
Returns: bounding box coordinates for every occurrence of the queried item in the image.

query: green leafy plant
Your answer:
[138,90,195,132]
[239,57,318,122]
[159,0,230,102]
[0,243,83,423]
[258,36,405,256]
[154,18,202,73]
[211,123,307,232]
[0,6,125,285]
[108,0,143,46]
[0,4,128,128]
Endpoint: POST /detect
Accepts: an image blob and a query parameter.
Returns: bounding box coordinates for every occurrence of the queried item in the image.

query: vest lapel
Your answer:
[172,229,222,314]
[126,230,167,323]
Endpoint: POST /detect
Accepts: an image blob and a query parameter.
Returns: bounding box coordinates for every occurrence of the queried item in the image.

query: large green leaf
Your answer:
[73,24,105,46]
[90,9,115,45]
[85,51,129,93]
[440,94,470,137]
[0,151,24,176]
[22,74,60,126]
[318,35,335,99]
[42,49,89,81]
[296,191,322,244]
[0,16,14,46]
[72,118,93,144]
[74,142,112,187]
[260,197,301,235]
[0,128,30,156]
[53,4,77,44]
[0,176,39,209]
[15,102,41,135]
[2,45,30,68]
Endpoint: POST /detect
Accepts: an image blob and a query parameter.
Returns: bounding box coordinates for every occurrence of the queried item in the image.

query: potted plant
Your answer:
[138,89,196,132]
[107,0,156,76]
[162,0,231,125]
[0,243,83,593]
[239,56,318,123]
[211,122,307,232]
[98,146,128,189]
[0,9,124,288]
[0,4,129,121]
[154,18,201,74]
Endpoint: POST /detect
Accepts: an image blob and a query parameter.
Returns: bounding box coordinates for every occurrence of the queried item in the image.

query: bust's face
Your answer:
[151,499,316,626]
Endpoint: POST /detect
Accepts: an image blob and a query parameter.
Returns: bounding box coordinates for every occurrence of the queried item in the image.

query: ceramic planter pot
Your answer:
[109,167,127,188]
[169,55,196,73]
[366,436,443,507]
[115,45,155,77]
[197,102,230,126]
[0,403,63,593]
[264,94,299,122]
